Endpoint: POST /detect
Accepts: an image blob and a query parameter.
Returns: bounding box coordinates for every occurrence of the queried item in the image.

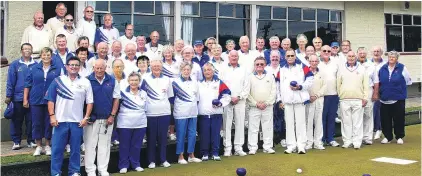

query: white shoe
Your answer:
[305,144,313,150]
[169,134,176,141]
[220,130,224,137]
[45,146,52,156]
[33,146,42,156]
[397,138,404,145]
[381,138,391,144]
[223,151,231,157]
[314,145,325,150]
[263,148,275,154]
[71,173,81,176]
[12,143,21,150]
[196,131,198,137]
[178,159,188,164]
[113,140,120,145]
[342,143,352,148]
[280,139,287,147]
[87,172,96,176]
[363,140,373,145]
[329,141,340,147]
[284,148,297,154]
[28,142,37,148]
[143,138,147,144]
[161,161,171,168]
[248,150,256,155]
[234,150,247,156]
[135,167,144,172]
[335,117,342,123]
[353,144,361,149]
[374,130,382,140]
[81,143,85,152]
[119,168,127,174]
[188,157,202,163]
[66,144,71,153]
[148,162,156,169]
[298,149,306,154]
[99,171,110,176]
[212,155,222,161]
[202,155,209,161]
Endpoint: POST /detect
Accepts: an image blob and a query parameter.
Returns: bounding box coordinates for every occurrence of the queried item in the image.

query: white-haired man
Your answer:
[21,12,52,58]
[371,46,385,140]
[146,31,164,57]
[94,14,119,53]
[255,37,266,57]
[238,36,257,75]
[46,3,67,36]
[118,24,136,51]
[264,36,285,66]
[76,6,96,51]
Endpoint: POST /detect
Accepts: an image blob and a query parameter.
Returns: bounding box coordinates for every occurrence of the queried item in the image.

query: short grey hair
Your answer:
[128,71,141,81]
[296,34,308,44]
[270,50,281,57]
[180,61,193,72]
[269,36,280,42]
[162,44,175,56]
[281,38,291,44]
[387,51,400,59]
[254,56,267,64]
[103,13,113,21]
[202,62,215,72]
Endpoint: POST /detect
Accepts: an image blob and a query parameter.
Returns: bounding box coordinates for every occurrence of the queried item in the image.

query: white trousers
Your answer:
[363,87,374,141]
[284,104,307,150]
[247,106,273,151]
[340,100,364,147]
[306,97,324,146]
[84,119,113,174]
[223,100,246,152]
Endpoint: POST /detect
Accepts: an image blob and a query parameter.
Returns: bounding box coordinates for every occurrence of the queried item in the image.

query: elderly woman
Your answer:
[221,39,236,61]
[140,59,173,169]
[173,62,202,164]
[118,72,148,173]
[209,44,227,78]
[181,46,203,81]
[374,51,412,145]
[24,47,61,156]
[295,34,309,66]
[198,63,231,161]
[205,37,217,56]
[278,49,313,154]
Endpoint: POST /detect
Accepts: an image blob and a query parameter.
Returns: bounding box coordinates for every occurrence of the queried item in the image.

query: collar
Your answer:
[212,57,224,63]
[19,57,34,64]
[372,58,383,63]
[309,66,319,72]
[180,75,192,82]
[151,73,163,79]
[148,42,158,47]
[225,50,230,54]
[138,67,151,73]
[96,54,109,60]
[102,25,114,29]
[55,48,71,56]
[137,47,147,52]
[296,49,301,54]
[163,57,176,62]
[66,73,81,79]
[125,85,141,93]
[239,49,249,54]
[83,16,93,22]
[56,16,64,21]
[112,72,126,79]
[125,55,136,61]
[346,62,358,67]
[253,70,267,75]
[36,62,56,69]
[125,35,134,40]
[202,75,220,82]
[64,25,74,30]
[88,73,110,82]
[228,63,240,68]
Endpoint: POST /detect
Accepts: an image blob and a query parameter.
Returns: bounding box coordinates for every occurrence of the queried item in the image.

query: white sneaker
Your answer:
[397,138,404,145]
[81,143,85,152]
[314,145,325,150]
[161,161,171,168]
[363,140,373,145]
[12,143,21,150]
[66,144,71,153]
[280,139,287,147]
[263,148,276,154]
[374,130,382,140]
[284,148,297,154]
[248,150,256,155]
[353,144,361,149]
[87,172,96,176]
[169,134,176,141]
[220,130,224,137]
[335,117,342,123]
[234,150,247,156]
[178,159,188,164]
[148,162,156,169]
[298,149,306,154]
[135,167,144,172]
[329,141,340,147]
[71,173,81,176]
[212,155,222,161]
[143,138,147,144]
[223,151,231,157]
[45,146,52,156]
[33,146,42,156]
[305,144,313,150]
[196,131,198,137]
[342,143,352,148]
[188,157,202,163]
[202,155,209,161]
[99,171,110,176]
[28,142,37,148]
[381,138,391,144]
[113,140,120,145]
[119,168,127,174]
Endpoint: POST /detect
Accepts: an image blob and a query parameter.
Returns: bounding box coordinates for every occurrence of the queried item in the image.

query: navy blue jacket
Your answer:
[25,62,62,105]
[264,49,286,65]
[379,63,407,101]
[87,73,116,121]
[52,49,75,74]
[6,58,37,101]
[192,53,210,68]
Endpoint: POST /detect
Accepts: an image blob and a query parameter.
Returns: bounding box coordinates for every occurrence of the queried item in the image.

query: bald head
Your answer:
[346,51,357,65]
[33,12,44,26]
[125,43,137,58]
[94,58,106,68]
[150,31,159,44]
[97,42,109,58]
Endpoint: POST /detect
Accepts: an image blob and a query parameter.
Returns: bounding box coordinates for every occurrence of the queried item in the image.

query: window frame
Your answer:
[1,1,7,56]
[385,13,422,53]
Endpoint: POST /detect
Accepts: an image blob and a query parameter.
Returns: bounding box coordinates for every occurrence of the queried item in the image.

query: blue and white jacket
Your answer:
[6,57,37,101]
[117,86,148,129]
[25,62,62,105]
[172,76,199,119]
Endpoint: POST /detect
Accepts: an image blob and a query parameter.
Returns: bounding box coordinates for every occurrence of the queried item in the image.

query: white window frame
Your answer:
[385,13,421,53]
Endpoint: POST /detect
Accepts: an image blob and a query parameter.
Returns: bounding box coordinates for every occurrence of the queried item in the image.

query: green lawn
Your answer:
[124,124,421,176]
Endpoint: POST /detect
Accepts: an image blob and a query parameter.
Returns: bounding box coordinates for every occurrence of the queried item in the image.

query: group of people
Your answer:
[5,3,412,176]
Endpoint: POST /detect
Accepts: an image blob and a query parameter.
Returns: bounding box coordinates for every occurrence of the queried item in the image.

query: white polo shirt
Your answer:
[146,43,164,57]
[209,57,228,78]
[162,59,180,79]
[220,63,249,99]
[140,73,173,117]
[198,77,231,115]
[46,16,65,37]
[318,59,338,96]
[172,77,199,119]
[117,86,148,129]
[45,75,94,122]
[119,35,137,51]
[54,26,79,52]
[21,24,52,55]
[76,17,96,51]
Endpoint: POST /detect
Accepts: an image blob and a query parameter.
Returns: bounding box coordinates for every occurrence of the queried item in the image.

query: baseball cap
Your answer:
[331,42,340,48]
[194,40,204,46]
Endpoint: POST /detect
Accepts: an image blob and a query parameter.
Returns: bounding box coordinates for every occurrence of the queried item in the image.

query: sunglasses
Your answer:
[65,19,74,22]
[323,50,331,53]
[286,55,295,57]
[255,63,265,66]
[85,10,94,13]
[68,64,80,67]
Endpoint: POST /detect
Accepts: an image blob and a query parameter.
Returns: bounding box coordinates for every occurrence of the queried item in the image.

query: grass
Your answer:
[406,106,421,113]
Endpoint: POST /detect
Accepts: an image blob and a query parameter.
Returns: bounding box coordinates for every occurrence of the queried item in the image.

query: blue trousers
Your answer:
[118,128,146,169]
[111,128,119,142]
[31,105,52,140]
[175,117,197,155]
[199,115,222,156]
[147,115,170,164]
[322,95,339,143]
[373,100,382,131]
[51,122,83,176]
[273,102,286,142]
[10,101,33,144]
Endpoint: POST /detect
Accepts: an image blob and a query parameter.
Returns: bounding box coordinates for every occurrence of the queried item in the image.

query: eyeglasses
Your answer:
[255,63,265,66]
[85,10,94,13]
[68,64,80,67]
[286,55,295,57]
[65,19,74,22]
[322,50,331,53]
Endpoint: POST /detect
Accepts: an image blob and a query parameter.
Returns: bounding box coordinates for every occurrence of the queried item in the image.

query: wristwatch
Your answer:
[110,114,116,118]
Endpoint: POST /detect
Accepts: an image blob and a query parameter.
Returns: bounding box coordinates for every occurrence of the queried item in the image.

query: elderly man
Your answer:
[6,43,37,150]
[255,37,266,57]
[21,11,52,58]
[174,39,185,62]
[94,14,119,52]
[109,59,127,146]
[87,42,113,74]
[109,40,124,61]
[46,56,93,176]
[220,50,250,157]
[318,45,340,147]
[54,14,78,51]
[247,56,276,155]
[76,6,96,52]
[339,40,351,63]
[281,38,291,56]
[312,37,323,57]
[295,34,308,64]
[135,36,154,59]
[85,59,120,176]
[357,47,377,145]
[146,31,164,56]
[192,40,210,68]
[52,34,75,73]
[123,43,140,74]
[77,36,95,59]
[371,46,385,140]
[306,55,326,150]
[46,2,67,36]
[330,42,342,66]
[118,24,136,51]
[264,36,284,65]
[337,51,368,149]
[238,36,257,75]
[221,39,236,61]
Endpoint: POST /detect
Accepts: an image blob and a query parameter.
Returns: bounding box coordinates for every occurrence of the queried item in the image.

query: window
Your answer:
[385,13,421,52]
[1,1,6,56]
[218,4,250,50]
[257,6,342,49]
[90,1,174,44]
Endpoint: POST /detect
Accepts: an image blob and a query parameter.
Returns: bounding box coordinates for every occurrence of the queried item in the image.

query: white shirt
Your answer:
[45,75,94,122]
[162,59,180,79]
[238,50,258,75]
[136,49,157,60]
[172,77,199,119]
[265,65,280,78]
[254,49,266,58]
[140,74,173,116]
[54,27,79,52]
[278,64,314,104]
[220,64,249,99]
[46,16,65,37]
[117,87,148,129]
[374,64,412,104]
[79,62,92,78]
[119,35,137,51]
[318,59,339,96]
[87,56,113,75]
[198,78,231,115]
[146,43,164,57]
[21,25,52,55]
[76,17,96,51]
[96,26,120,53]
[209,57,228,78]
[360,60,376,88]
